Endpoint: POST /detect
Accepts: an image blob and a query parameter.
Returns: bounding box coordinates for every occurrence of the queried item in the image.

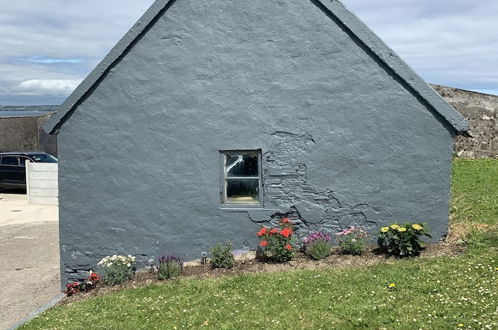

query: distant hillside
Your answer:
[0,105,59,117]
[432,84,497,158]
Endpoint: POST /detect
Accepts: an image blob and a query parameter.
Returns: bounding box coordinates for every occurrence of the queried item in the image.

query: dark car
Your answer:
[0,152,57,190]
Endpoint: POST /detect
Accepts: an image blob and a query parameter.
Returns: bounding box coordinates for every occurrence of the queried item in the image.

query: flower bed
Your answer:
[60,241,465,304]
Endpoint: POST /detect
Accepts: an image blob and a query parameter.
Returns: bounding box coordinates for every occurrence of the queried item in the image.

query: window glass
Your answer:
[226,179,260,204]
[1,156,18,166]
[18,157,31,167]
[222,150,262,206]
[31,154,57,163]
[225,153,259,177]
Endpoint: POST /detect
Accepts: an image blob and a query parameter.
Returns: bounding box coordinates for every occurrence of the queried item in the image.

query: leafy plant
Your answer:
[303,232,332,260]
[256,217,295,263]
[157,255,183,280]
[98,255,135,285]
[378,223,431,257]
[63,272,100,296]
[336,227,368,255]
[63,281,81,297]
[211,242,235,269]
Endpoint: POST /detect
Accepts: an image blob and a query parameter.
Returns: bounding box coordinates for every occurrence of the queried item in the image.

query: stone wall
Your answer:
[433,84,498,158]
[0,113,57,155]
[0,115,40,152]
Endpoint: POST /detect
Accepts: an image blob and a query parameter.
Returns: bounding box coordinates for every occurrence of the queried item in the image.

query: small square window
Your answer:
[221,151,262,206]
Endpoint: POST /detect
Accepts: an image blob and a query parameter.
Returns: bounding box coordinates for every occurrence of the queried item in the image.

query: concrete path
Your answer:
[0,193,59,329]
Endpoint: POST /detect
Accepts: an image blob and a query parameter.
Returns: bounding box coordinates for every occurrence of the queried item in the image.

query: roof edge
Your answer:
[43,0,175,134]
[314,0,468,133]
[44,0,469,134]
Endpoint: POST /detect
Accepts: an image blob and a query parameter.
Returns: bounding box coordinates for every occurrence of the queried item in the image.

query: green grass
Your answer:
[451,159,498,225]
[22,159,498,330]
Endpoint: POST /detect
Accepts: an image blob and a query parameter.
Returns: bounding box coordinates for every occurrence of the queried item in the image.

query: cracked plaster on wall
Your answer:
[245,132,378,239]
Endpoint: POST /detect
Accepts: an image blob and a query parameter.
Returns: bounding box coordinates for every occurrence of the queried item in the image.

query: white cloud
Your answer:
[0,0,154,104]
[17,79,82,95]
[341,0,498,94]
[0,0,497,104]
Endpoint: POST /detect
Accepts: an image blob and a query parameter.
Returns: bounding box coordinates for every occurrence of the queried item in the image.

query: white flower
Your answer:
[127,263,131,267]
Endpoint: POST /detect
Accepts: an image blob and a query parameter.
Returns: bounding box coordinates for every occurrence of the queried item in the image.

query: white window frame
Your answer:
[220,150,263,208]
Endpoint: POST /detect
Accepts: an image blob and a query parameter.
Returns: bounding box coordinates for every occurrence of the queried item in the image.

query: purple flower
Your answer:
[303,232,331,245]
[158,255,181,264]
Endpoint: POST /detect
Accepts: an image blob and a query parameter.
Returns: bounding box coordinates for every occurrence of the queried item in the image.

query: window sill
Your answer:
[219,204,265,210]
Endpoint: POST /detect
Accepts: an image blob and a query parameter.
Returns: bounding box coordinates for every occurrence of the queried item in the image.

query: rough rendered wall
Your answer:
[57,0,455,283]
[433,85,498,158]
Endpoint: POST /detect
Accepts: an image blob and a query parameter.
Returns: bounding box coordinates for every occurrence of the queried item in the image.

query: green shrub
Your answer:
[211,242,235,269]
[303,232,331,260]
[378,223,431,257]
[307,240,332,260]
[98,255,135,286]
[256,217,295,263]
[157,255,182,280]
[337,227,367,255]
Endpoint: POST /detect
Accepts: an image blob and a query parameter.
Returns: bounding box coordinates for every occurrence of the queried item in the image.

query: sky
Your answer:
[0,0,496,106]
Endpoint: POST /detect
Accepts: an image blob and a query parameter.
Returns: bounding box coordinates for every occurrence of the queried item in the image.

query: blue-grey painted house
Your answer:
[43,0,468,284]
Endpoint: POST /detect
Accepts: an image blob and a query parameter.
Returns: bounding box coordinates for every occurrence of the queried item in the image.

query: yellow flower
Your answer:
[381,227,389,233]
[458,324,464,328]
[388,283,396,288]
[397,227,407,232]
[390,224,400,230]
[412,224,423,230]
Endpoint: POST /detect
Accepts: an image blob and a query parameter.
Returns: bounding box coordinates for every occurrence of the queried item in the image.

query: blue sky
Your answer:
[0,0,496,105]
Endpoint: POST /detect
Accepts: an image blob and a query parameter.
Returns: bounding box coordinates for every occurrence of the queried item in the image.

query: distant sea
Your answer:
[0,105,59,117]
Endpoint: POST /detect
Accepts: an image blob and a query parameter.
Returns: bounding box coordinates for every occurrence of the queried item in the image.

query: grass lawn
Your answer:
[452,159,498,225]
[22,159,498,330]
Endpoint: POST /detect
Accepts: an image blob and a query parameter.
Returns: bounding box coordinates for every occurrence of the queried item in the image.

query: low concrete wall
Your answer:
[26,162,58,205]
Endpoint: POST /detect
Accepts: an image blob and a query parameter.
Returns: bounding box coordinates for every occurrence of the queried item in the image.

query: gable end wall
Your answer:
[56,0,454,284]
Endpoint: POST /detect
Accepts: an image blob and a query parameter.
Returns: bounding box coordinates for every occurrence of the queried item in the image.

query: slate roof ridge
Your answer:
[43,0,469,134]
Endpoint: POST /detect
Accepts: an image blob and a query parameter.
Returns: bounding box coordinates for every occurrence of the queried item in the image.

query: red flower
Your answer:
[282,217,290,223]
[256,227,267,237]
[285,244,292,251]
[64,281,82,296]
[260,240,268,247]
[88,273,100,282]
[280,228,293,238]
[269,228,278,235]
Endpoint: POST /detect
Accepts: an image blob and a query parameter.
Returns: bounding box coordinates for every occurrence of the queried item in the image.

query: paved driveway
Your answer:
[0,193,59,329]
